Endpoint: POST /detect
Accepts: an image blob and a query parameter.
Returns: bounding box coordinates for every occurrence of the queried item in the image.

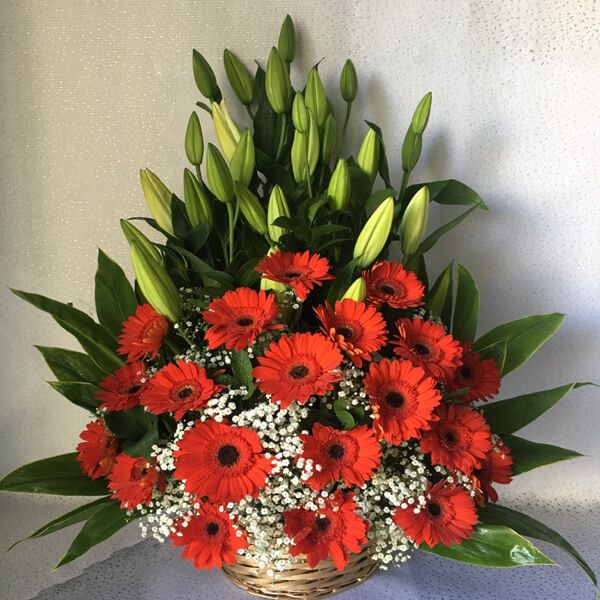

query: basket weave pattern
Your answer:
[222,546,378,599]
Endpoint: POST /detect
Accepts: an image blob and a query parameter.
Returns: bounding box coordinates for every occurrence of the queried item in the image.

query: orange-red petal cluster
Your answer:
[118,304,168,362]
[108,454,164,509]
[76,419,119,480]
[447,342,501,403]
[97,362,147,412]
[363,260,425,309]
[472,440,513,504]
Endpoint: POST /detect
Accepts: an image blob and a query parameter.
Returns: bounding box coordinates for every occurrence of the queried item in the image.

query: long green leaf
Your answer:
[476,339,508,373]
[473,313,564,375]
[56,501,132,567]
[482,382,597,433]
[410,179,488,209]
[479,504,597,588]
[48,381,100,412]
[231,349,255,397]
[94,249,137,337]
[502,434,582,475]
[427,262,454,326]
[0,453,108,496]
[453,264,480,341]
[104,407,158,458]
[8,497,112,550]
[36,346,106,384]
[422,524,554,567]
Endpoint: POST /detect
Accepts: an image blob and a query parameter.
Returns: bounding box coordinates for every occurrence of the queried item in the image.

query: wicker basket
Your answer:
[222,546,378,599]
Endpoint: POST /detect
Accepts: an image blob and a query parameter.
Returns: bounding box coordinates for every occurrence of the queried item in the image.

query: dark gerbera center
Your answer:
[127,384,142,395]
[290,364,309,379]
[337,326,354,340]
[385,391,405,408]
[413,343,430,356]
[443,430,458,446]
[237,317,254,327]
[460,366,472,380]
[315,516,331,531]
[426,502,442,517]
[328,443,345,459]
[284,271,302,278]
[217,444,240,467]
[131,465,149,480]
[206,522,220,536]
[177,385,195,400]
[379,283,396,295]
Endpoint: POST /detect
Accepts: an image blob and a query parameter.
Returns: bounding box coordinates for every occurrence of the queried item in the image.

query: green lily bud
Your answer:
[230,130,255,186]
[234,182,268,236]
[305,67,328,128]
[401,127,422,172]
[212,99,241,162]
[139,168,173,235]
[206,143,234,203]
[327,159,350,211]
[353,196,394,268]
[321,113,337,165]
[185,112,204,166]
[192,49,220,101]
[183,168,213,228]
[411,92,432,135]
[292,92,308,133]
[291,130,308,184]
[267,184,290,242]
[223,49,254,106]
[401,186,430,256]
[130,242,182,323]
[266,47,292,114]
[120,219,161,263]
[340,59,358,102]
[307,109,320,175]
[356,127,379,184]
[278,15,296,63]
[342,277,366,301]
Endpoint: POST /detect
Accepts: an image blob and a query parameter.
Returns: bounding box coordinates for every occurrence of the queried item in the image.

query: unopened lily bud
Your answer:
[353,196,394,268]
[139,168,173,235]
[212,99,241,162]
[185,112,204,166]
[401,127,422,172]
[321,113,337,165]
[235,182,268,236]
[206,144,234,203]
[192,49,220,101]
[266,47,291,114]
[230,130,255,186]
[291,130,308,184]
[305,67,328,128]
[340,59,358,102]
[328,159,350,211]
[120,219,161,263]
[342,277,366,301]
[292,92,308,133]
[183,169,212,228]
[401,186,430,256]
[278,15,296,63]
[411,92,432,135]
[223,49,254,106]
[356,127,379,184]
[130,242,182,322]
[267,184,290,242]
[307,109,320,175]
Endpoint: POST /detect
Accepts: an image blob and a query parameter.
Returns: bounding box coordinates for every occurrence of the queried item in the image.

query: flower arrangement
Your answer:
[2,14,596,597]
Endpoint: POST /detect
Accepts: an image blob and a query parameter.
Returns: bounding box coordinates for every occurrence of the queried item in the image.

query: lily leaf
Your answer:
[452,264,480,342]
[502,434,582,475]
[48,381,100,412]
[36,346,106,384]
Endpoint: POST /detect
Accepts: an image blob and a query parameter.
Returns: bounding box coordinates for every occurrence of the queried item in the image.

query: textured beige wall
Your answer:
[1,1,599,598]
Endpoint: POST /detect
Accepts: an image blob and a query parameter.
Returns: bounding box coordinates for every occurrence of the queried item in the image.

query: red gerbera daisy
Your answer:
[447,343,501,403]
[118,304,168,362]
[76,419,119,479]
[300,423,381,490]
[97,361,146,411]
[108,453,165,509]
[364,359,442,443]
[420,404,492,474]
[363,260,425,309]
[256,250,334,301]
[283,490,368,570]
[314,299,387,368]
[253,332,343,409]
[202,288,282,351]
[170,503,248,570]
[393,479,477,547]
[173,420,273,504]
[472,441,513,505]
[392,318,463,382]
[141,359,222,420]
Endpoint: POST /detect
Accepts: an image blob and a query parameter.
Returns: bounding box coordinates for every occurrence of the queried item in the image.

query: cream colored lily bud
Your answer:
[211,99,241,162]
[139,168,173,235]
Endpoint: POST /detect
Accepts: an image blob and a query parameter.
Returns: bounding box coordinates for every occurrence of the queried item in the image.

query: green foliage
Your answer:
[452,264,480,341]
[104,407,159,459]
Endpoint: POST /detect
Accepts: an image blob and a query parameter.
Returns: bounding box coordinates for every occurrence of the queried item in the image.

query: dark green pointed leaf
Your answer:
[453,264,479,342]
[8,497,112,550]
[48,381,100,412]
[104,406,158,458]
[365,120,392,189]
[364,188,396,213]
[476,339,508,373]
[36,346,106,384]
[121,426,159,459]
[482,382,597,434]
[478,504,597,588]
[427,262,453,326]
[0,453,108,496]
[333,398,355,430]
[94,249,137,337]
[171,194,192,239]
[473,313,565,375]
[327,260,358,302]
[502,434,582,475]
[422,524,554,567]
[56,501,133,567]
[407,179,488,209]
